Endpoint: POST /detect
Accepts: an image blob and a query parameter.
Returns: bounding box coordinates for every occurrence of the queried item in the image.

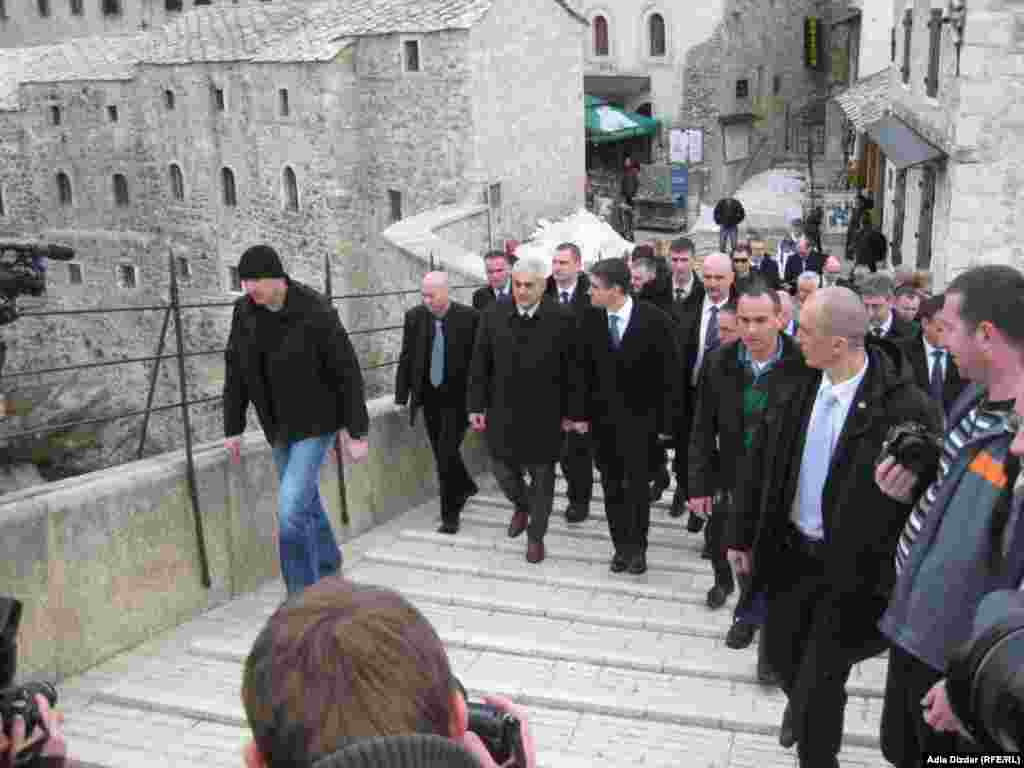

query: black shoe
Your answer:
[706,583,733,610]
[724,620,757,650]
[757,654,778,687]
[669,489,686,518]
[437,521,459,535]
[627,553,647,575]
[686,510,706,533]
[779,702,796,748]
[565,504,590,523]
[649,467,671,502]
[610,554,628,573]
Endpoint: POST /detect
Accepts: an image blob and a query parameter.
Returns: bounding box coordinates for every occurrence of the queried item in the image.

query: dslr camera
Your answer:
[876,421,943,480]
[0,243,75,326]
[453,678,526,767]
[1,597,60,768]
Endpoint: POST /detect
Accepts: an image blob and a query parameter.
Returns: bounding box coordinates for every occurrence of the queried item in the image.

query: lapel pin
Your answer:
[857,401,866,410]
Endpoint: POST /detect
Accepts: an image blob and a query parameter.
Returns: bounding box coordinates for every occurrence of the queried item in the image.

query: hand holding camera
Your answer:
[875,421,942,503]
[460,694,535,768]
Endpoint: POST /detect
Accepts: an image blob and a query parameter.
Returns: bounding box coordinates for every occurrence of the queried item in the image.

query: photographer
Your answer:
[241,576,537,768]
[0,693,68,768]
[877,265,1024,768]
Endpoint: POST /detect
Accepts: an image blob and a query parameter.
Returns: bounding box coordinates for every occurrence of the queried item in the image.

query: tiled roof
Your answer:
[834,67,893,131]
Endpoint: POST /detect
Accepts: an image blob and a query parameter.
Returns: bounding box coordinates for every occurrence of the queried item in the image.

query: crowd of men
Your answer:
[393,235,1024,768]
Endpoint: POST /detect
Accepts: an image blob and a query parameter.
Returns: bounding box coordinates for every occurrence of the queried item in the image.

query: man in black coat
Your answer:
[713,196,745,254]
[726,287,942,768]
[582,258,681,575]
[861,272,916,340]
[856,225,887,273]
[899,293,966,419]
[468,258,583,564]
[396,272,480,534]
[472,250,514,311]
[223,245,369,595]
[545,242,595,523]
[782,237,825,293]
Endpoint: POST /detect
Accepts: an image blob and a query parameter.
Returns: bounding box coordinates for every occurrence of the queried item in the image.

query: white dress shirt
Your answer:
[672,273,695,300]
[873,311,894,337]
[790,356,870,539]
[923,337,946,382]
[692,295,730,385]
[607,295,634,338]
[555,280,577,304]
[518,301,540,319]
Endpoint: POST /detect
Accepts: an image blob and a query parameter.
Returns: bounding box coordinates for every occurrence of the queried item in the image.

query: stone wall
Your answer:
[0,0,174,48]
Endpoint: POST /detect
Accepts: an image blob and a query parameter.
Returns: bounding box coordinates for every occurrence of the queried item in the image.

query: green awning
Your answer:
[585,95,661,145]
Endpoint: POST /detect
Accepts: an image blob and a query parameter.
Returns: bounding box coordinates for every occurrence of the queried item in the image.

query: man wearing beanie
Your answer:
[223,244,369,595]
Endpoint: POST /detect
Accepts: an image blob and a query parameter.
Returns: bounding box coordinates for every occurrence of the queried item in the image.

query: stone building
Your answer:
[834,0,1023,283]
[0,0,586,479]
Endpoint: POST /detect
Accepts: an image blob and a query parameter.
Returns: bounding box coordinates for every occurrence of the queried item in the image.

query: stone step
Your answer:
[553,478,680,507]
[466,495,695,535]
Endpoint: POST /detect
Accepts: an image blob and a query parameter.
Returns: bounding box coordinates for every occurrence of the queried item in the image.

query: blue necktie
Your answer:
[705,306,720,353]
[609,314,621,350]
[796,386,840,538]
[929,350,944,401]
[561,291,569,304]
[429,320,444,387]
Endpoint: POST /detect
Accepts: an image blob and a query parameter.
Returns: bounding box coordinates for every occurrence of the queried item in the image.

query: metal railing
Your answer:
[1,250,479,588]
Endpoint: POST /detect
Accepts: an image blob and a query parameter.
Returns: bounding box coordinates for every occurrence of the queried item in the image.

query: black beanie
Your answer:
[238,245,286,280]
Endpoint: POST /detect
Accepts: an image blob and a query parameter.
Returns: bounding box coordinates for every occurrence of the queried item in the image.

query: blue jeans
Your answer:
[271,433,342,595]
[719,225,738,254]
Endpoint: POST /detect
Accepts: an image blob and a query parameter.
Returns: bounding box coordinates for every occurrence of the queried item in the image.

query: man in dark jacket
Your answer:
[727,286,941,768]
[582,258,681,575]
[689,279,805,679]
[472,250,514,311]
[223,245,369,595]
[545,242,595,523]
[713,196,745,254]
[861,273,915,340]
[899,292,966,420]
[856,225,887,273]
[468,258,583,564]
[782,237,825,292]
[395,272,480,534]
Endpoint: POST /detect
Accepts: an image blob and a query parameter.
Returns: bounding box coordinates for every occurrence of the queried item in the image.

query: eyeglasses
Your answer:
[733,259,750,264]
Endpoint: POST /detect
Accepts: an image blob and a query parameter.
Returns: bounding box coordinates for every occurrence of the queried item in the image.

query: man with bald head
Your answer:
[397,272,481,534]
[728,287,941,768]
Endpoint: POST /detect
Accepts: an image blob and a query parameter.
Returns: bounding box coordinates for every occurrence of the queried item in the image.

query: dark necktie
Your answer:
[872,326,883,338]
[675,288,685,301]
[561,291,570,305]
[429,320,444,387]
[609,314,621,350]
[705,306,720,353]
[929,350,945,400]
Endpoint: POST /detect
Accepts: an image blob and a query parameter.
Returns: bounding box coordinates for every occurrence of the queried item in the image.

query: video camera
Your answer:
[0,243,75,326]
[0,597,60,767]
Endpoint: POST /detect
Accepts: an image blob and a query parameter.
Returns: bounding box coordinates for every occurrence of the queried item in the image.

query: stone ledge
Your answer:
[381,202,491,280]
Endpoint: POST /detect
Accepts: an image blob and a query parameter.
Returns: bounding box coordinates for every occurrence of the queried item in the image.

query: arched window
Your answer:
[169,164,184,201]
[649,12,666,57]
[593,15,609,56]
[221,167,237,207]
[282,166,299,211]
[112,173,129,206]
[56,172,72,205]
[69,0,83,15]
[37,0,50,17]
[101,0,120,15]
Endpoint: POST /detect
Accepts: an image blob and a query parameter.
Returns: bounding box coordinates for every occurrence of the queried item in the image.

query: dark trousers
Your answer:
[706,495,733,588]
[880,645,974,768]
[491,460,556,542]
[560,431,593,509]
[595,426,651,558]
[734,571,768,625]
[764,538,880,768]
[422,389,477,525]
[648,436,668,482]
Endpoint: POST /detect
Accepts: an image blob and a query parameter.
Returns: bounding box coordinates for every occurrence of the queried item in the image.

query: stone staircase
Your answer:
[56,472,889,768]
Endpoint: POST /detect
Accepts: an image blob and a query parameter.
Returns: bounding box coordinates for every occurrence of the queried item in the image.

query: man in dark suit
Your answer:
[783,237,825,293]
[468,258,583,564]
[472,250,514,311]
[545,242,594,523]
[750,242,781,290]
[861,272,916,340]
[727,287,942,768]
[900,292,966,419]
[395,272,480,534]
[582,258,681,575]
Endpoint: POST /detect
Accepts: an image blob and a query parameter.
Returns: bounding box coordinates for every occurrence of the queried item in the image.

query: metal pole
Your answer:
[323,252,350,527]
[169,249,211,588]
[137,305,173,459]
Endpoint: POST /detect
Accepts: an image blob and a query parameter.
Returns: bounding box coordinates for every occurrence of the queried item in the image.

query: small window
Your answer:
[735,79,749,99]
[50,106,61,125]
[169,163,184,201]
[649,13,666,57]
[926,8,942,98]
[67,263,83,284]
[0,0,7,18]
[283,166,299,211]
[773,74,782,94]
[107,105,118,122]
[389,189,402,223]
[37,0,49,16]
[112,174,129,206]
[56,172,72,205]
[164,89,175,109]
[278,88,289,117]
[593,15,609,56]
[0,186,5,216]
[221,167,237,207]
[891,26,897,62]
[212,86,225,112]
[488,182,501,208]
[175,256,191,280]
[117,263,137,289]
[902,9,912,85]
[102,0,120,16]
[165,0,181,10]
[69,0,82,15]
[194,0,210,5]
[403,40,420,72]
[227,265,241,292]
